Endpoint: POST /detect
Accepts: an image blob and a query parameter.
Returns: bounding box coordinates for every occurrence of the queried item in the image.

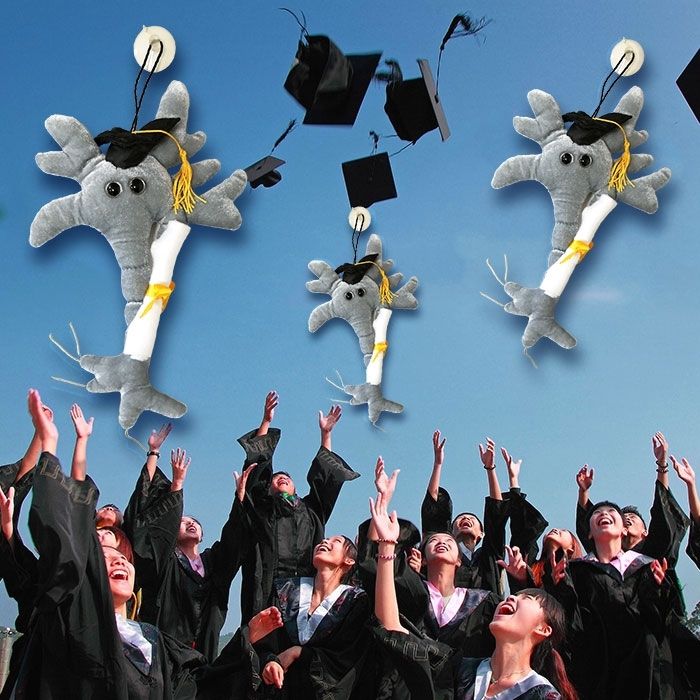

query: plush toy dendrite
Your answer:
[485,86,670,357]
[307,233,418,424]
[32,81,247,432]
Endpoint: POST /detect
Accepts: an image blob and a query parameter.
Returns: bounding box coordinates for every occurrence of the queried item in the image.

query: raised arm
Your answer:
[0,486,15,544]
[145,423,172,482]
[319,404,342,452]
[28,389,58,457]
[15,403,54,483]
[671,456,700,523]
[479,437,502,500]
[69,404,93,482]
[575,465,595,552]
[652,432,670,489]
[170,447,191,493]
[256,391,278,437]
[370,491,407,634]
[367,456,400,542]
[427,430,446,501]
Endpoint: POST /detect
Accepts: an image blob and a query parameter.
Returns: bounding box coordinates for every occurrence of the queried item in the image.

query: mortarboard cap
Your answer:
[244,156,286,189]
[94,117,180,168]
[561,111,632,146]
[677,49,700,123]
[384,59,450,143]
[335,253,379,284]
[341,152,397,208]
[284,35,382,126]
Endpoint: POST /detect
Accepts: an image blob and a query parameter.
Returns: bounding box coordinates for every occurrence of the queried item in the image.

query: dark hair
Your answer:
[586,500,623,527]
[96,504,124,527]
[451,511,484,533]
[520,588,579,700]
[272,471,292,479]
[621,505,646,529]
[182,515,204,541]
[420,531,459,557]
[97,526,134,564]
[341,536,358,584]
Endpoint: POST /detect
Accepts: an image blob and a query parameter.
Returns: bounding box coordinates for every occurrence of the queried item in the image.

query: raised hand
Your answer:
[248,606,283,644]
[148,423,172,451]
[70,404,94,439]
[497,545,528,583]
[262,391,279,424]
[670,456,696,485]
[478,438,496,470]
[170,448,191,491]
[319,405,342,433]
[650,558,668,586]
[28,389,58,453]
[369,492,401,543]
[433,430,446,466]
[652,432,669,466]
[407,547,422,574]
[234,463,257,502]
[549,549,567,585]
[0,486,15,542]
[501,447,522,487]
[576,465,595,491]
[262,661,284,689]
[374,457,400,506]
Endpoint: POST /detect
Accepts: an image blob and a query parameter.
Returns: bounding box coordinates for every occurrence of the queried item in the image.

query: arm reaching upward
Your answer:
[256,391,278,437]
[427,430,445,501]
[69,404,93,482]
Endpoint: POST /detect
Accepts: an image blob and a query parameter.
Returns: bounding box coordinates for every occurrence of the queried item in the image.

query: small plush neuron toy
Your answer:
[306,234,419,424]
[485,86,670,357]
[31,81,247,431]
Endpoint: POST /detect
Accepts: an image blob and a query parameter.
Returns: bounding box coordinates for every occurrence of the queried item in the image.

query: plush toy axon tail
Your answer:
[306,234,418,424]
[485,86,670,357]
[31,81,247,431]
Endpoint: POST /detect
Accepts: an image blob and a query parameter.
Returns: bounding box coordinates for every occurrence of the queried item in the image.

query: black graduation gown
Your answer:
[124,464,244,662]
[546,552,679,700]
[505,488,549,565]
[254,576,370,699]
[8,452,204,699]
[237,428,360,622]
[421,487,509,596]
[687,520,699,570]
[454,658,561,700]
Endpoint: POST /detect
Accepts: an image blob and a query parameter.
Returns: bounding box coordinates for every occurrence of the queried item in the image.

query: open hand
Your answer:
[478,438,496,470]
[234,463,257,502]
[319,405,342,433]
[576,465,594,491]
[433,430,446,466]
[70,404,94,439]
[497,545,527,583]
[148,423,172,451]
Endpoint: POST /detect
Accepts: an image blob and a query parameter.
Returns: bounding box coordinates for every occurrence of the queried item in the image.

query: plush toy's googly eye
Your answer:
[578,154,592,168]
[129,178,147,194]
[105,182,122,197]
[344,291,354,300]
[560,152,573,165]
[357,288,365,297]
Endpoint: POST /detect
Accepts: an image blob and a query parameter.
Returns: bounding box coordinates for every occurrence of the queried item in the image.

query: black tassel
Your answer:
[271,119,297,152]
[374,59,403,84]
[440,13,491,50]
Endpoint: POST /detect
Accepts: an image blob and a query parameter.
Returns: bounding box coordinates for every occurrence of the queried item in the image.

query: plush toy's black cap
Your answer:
[94,117,180,169]
[382,59,450,143]
[561,111,632,146]
[245,155,285,189]
[335,253,379,284]
[341,152,397,208]
[677,48,700,123]
[284,34,381,126]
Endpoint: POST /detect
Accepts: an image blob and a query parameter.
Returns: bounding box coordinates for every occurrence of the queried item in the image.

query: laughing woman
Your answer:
[370,490,579,700]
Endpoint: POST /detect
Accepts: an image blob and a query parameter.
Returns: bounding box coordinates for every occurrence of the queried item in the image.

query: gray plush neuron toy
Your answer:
[32,80,247,432]
[486,86,670,357]
[307,234,419,424]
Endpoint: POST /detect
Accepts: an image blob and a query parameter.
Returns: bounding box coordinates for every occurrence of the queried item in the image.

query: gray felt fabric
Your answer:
[306,234,418,423]
[31,81,247,429]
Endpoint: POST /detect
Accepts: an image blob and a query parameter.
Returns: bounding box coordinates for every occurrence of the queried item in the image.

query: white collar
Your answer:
[296,577,351,645]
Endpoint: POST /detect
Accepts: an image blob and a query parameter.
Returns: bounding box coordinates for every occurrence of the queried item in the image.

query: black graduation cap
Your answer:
[335,253,379,284]
[561,111,632,146]
[383,59,450,143]
[284,34,382,126]
[244,156,286,189]
[341,152,397,207]
[677,49,700,123]
[94,117,180,168]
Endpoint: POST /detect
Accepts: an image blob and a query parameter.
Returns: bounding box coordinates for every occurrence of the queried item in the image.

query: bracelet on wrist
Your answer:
[656,460,667,468]
[147,450,160,458]
[656,467,669,474]
[373,538,398,545]
[483,466,496,471]
[376,552,397,560]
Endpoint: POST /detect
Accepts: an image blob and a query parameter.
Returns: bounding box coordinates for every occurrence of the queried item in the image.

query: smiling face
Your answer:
[588,503,625,543]
[489,592,552,645]
[97,528,118,548]
[96,504,123,528]
[451,512,483,544]
[543,528,575,555]
[102,545,135,609]
[424,533,460,567]
[312,536,356,571]
[270,472,296,496]
[178,516,203,545]
[623,512,647,540]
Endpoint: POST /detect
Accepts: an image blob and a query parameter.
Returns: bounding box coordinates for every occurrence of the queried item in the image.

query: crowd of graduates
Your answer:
[0,388,698,699]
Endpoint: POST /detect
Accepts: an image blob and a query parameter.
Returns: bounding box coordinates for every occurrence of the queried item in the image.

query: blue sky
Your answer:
[0,0,698,631]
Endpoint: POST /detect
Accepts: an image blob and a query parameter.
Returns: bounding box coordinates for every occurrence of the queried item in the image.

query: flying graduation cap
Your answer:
[284,33,382,126]
[341,152,397,208]
[677,48,700,123]
[376,13,489,144]
[244,119,298,189]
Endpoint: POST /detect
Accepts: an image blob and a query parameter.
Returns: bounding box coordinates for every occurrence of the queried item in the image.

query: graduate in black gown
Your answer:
[669,456,700,569]
[547,499,693,700]
[421,434,510,596]
[5,388,206,699]
[370,488,578,700]
[236,391,359,621]
[123,428,246,662]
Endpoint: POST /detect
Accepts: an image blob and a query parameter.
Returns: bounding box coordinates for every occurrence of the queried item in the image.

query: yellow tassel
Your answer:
[140,282,175,317]
[131,129,207,213]
[592,117,635,193]
[354,260,395,306]
[371,341,388,363]
[558,240,594,265]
